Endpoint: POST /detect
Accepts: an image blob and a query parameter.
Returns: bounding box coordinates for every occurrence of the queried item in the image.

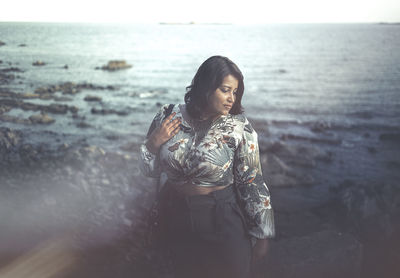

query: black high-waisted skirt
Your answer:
[161,184,253,278]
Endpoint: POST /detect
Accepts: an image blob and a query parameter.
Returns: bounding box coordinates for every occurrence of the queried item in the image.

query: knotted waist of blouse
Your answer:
[163,182,246,236]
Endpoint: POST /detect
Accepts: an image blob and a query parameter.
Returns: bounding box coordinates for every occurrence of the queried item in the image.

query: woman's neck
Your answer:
[181,104,221,126]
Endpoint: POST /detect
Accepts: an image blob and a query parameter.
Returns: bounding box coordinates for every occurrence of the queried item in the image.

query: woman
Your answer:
[139,56,275,278]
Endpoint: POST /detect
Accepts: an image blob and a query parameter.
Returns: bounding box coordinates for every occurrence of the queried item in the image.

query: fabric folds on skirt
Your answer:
[160,183,253,278]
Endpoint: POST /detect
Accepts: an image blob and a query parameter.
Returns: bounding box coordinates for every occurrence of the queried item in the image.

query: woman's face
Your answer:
[204,74,238,121]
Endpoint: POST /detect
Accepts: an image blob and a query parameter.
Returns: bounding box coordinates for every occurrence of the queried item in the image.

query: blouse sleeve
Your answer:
[139,104,169,178]
[233,117,276,239]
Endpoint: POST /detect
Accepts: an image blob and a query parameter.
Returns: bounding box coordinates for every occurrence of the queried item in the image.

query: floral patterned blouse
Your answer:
[139,103,275,239]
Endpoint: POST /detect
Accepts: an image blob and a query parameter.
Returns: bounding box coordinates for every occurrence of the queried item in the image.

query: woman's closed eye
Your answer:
[220,87,238,95]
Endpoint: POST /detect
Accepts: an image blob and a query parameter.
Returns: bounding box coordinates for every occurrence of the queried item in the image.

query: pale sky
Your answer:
[1,0,399,23]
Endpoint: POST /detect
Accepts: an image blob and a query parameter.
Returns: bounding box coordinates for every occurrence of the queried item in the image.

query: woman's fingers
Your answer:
[162,112,177,126]
[160,115,181,137]
[149,111,182,144]
[164,116,181,129]
[173,123,181,133]
[167,119,181,136]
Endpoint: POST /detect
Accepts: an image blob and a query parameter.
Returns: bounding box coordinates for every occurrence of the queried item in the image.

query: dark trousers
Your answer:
[162,184,253,278]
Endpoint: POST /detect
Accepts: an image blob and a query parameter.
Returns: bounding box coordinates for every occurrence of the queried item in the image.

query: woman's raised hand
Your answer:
[145,112,182,154]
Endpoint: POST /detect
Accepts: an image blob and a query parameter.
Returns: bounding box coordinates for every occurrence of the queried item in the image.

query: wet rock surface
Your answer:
[0,124,399,278]
[0,99,78,114]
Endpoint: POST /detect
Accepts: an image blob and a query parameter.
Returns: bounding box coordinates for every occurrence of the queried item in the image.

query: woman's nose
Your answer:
[227,91,235,102]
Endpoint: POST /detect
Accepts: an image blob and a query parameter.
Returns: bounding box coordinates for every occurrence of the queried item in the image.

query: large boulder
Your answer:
[262,141,333,167]
[260,152,316,187]
[335,181,400,240]
[97,60,132,71]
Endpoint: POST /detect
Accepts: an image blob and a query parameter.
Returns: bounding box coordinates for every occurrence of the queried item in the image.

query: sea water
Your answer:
[0,22,399,149]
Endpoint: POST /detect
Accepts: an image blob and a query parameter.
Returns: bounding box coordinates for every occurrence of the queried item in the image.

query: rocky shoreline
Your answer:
[1,58,400,278]
[1,126,399,278]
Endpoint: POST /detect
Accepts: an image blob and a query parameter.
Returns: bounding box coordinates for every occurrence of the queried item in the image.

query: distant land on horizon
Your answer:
[158,21,232,25]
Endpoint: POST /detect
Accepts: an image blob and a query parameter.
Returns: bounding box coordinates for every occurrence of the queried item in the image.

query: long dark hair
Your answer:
[184,55,244,119]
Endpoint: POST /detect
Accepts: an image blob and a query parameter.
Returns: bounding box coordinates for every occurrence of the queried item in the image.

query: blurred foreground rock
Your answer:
[262,230,363,278]
[335,181,400,241]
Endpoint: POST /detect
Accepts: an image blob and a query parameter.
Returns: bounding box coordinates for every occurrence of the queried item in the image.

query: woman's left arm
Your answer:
[233,117,275,254]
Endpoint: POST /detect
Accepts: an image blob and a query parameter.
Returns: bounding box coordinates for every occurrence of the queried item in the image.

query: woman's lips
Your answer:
[224,105,232,109]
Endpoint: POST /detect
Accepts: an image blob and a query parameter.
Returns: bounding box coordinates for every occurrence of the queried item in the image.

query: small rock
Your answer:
[29,113,55,124]
[0,128,21,151]
[21,93,40,99]
[106,135,119,140]
[46,104,69,114]
[0,41,5,46]
[39,93,53,100]
[77,122,91,128]
[84,95,102,102]
[70,106,78,114]
[63,64,68,69]
[62,87,79,95]
[0,105,12,114]
[58,143,70,151]
[32,60,46,66]
[310,121,332,133]
[18,44,27,47]
[81,145,106,156]
[34,86,53,94]
[54,96,73,102]
[91,108,128,116]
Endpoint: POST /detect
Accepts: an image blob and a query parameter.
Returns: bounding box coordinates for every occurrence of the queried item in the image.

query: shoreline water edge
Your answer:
[1,32,400,278]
